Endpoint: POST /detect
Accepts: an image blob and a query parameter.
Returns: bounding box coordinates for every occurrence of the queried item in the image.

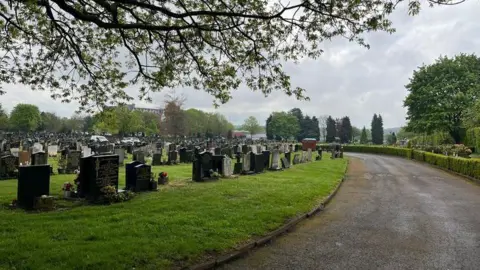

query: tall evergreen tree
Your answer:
[360,126,368,144]
[378,114,384,144]
[340,116,353,143]
[371,114,379,144]
[266,114,273,140]
[371,114,384,144]
[326,116,336,143]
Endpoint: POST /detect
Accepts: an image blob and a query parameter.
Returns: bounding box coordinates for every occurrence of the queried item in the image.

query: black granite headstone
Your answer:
[79,155,119,199]
[126,162,151,192]
[17,165,50,209]
[0,155,17,179]
[152,153,162,166]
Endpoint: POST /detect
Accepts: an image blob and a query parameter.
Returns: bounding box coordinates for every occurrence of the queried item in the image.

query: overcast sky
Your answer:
[1,1,479,128]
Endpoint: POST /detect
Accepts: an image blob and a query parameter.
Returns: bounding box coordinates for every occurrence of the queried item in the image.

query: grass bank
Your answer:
[0,154,347,269]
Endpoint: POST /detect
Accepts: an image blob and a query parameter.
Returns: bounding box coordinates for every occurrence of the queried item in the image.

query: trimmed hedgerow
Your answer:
[343,145,480,181]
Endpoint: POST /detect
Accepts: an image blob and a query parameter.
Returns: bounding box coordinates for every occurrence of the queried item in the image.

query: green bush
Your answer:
[344,145,480,181]
[465,127,480,153]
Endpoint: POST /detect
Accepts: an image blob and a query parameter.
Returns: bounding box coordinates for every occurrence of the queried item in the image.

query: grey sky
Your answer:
[1,1,479,129]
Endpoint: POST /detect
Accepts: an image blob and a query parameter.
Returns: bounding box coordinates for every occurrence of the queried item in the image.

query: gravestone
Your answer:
[281,157,290,169]
[78,155,119,199]
[250,145,257,154]
[316,149,323,161]
[126,145,134,154]
[242,152,252,174]
[250,153,265,173]
[82,146,92,157]
[48,145,58,157]
[270,150,281,170]
[18,151,30,165]
[285,152,291,164]
[293,153,301,165]
[31,151,47,165]
[167,151,177,165]
[126,162,152,192]
[306,149,312,162]
[17,165,50,209]
[115,148,125,165]
[192,151,215,182]
[233,153,243,174]
[67,150,81,173]
[214,147,221,155]
[241,145,248,154]
[179,148,187,163]
[295,144,301,152]
[152,153,162,166]
[0,155,17,179]
[33,143,43,153]
[10,148,19,157]
[222,156,233,177]
[133,150,145,163]
[301,151,307,163]
[262,150,271,169]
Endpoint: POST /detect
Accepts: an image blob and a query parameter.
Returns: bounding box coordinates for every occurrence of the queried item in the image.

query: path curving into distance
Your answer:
[220,153,480,270]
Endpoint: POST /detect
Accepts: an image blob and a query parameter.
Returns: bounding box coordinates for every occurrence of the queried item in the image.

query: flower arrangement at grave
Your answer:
[100,185,135,204]
[62,182,75,198]
[158,171,169,185]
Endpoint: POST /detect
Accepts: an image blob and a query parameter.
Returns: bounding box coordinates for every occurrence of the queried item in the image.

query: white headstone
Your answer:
[271,150,280,169]
[222,156,233,177]
[10,148,19,157]
[243,153,251,172]
[115,148,125,164]
[48,145,58,157]
[33,143,43,152]
[81,146,92,157]
[307,148,312,162]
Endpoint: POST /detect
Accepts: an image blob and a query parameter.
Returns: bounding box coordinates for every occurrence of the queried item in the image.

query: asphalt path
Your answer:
[220,153,480,270]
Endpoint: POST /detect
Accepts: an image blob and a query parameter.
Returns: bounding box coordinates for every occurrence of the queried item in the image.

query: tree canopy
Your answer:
[9,104,41,132]
[371,114,384,145]
[326,116,336,143]
[0,0,461,111]
[242,116,261,138]
[0,104,8,130]
[267,111,300,140]
[404,54,480,143]
[360,126,368,144]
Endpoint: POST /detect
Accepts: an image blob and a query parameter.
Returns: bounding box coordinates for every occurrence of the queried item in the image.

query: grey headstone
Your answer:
[222,156,233,177]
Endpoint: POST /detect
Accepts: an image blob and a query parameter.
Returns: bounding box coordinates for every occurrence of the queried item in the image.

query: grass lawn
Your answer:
[0,154,347,270]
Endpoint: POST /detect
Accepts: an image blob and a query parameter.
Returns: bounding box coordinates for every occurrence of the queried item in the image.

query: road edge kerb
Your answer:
[188,159,350,270]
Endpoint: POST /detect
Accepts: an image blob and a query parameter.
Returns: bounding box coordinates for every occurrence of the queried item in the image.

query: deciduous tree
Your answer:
[268,112,300,140]
[1,1,459,110]
[0,104,8,130]
[9,104,41,132]
[404,54,480,143]
[242,116,261,138]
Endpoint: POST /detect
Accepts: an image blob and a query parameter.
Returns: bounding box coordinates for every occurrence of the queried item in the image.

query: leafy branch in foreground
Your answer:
[0,0,465,111]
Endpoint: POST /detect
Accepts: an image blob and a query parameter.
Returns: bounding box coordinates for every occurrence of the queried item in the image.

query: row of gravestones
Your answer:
[0,151,50,180]
[16,153,158,210]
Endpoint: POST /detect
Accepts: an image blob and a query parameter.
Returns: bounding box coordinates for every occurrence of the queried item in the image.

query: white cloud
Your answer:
[1,1,480,129]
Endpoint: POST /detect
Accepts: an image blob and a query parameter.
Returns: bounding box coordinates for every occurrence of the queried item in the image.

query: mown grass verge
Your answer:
[343,145,480,181]
[0,154,346,270]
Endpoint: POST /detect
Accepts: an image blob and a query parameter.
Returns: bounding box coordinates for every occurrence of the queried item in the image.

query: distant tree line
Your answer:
[0,101,234,138]
[265,108,320,141]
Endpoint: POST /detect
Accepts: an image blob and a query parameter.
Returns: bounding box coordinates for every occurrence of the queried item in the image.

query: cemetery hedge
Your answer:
[0,153,347,269]
[343,145,480,181]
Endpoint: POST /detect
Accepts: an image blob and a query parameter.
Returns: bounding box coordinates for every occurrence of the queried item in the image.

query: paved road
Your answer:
[221,153,480,270]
